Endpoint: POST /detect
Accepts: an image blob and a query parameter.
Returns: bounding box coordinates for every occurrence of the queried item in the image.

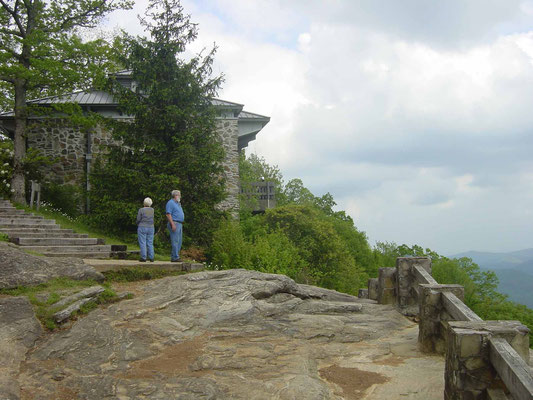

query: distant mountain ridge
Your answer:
[449,248,533,308]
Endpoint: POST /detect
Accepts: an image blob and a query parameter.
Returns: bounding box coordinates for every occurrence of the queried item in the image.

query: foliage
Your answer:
[0,0,133,203]
[90,0,225,246]
[0,139,13,197]
[42,183,84,218]
[239,153,285,211]
[22,148,54,183]
[0,277,101,297]
[210,153,377,294]
[210,204,371,295]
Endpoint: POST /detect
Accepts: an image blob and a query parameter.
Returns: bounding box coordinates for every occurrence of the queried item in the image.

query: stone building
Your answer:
[0,72,269,212]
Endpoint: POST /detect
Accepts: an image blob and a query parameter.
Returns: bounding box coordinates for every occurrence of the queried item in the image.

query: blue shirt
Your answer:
[166,199,184,223]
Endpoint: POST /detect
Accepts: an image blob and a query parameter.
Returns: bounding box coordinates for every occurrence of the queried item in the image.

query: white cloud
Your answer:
[106,1,533,254]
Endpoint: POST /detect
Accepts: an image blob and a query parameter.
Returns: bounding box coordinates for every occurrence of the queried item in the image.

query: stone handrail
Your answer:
[363,257,532,400]
[490,337,533,400]
[441,291,482,322]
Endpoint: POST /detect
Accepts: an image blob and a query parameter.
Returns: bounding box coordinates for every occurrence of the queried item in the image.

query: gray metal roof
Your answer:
[238,110,270,121]
[0,89,268,124]
[18,89,245,110]
[211,98,244,109]
[26,90,117,106]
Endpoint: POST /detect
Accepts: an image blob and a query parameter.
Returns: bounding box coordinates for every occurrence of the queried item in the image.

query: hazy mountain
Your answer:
[450,248,533,308]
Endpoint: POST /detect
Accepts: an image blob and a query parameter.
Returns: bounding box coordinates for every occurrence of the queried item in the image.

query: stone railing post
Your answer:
[444,321,530,400]
[368,278,378,301]
[377,267,396,304]
[396,257,432,308]
[419,284,465,353]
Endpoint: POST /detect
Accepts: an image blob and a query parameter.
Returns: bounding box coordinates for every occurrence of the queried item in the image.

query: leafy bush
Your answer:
[42,182,84,218]
[209,204,370,295]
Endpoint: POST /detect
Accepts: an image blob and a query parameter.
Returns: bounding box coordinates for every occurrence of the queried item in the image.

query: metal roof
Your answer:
[16,89,245,110]
[26,90,118,106]
[238,110,270,121]
[211,98,244,109]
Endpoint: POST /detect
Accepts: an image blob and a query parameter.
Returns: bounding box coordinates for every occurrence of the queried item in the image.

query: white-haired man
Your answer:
[165,189,184,262]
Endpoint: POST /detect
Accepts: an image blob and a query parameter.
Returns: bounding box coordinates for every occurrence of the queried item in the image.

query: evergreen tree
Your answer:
[90,0,225,246]
[0,0,132,203]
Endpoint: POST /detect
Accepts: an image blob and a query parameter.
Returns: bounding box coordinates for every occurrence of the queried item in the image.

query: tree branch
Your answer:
[0,43,22,59]
[0,27,23,37]
[0,0,27,37]
[0,74,15,84]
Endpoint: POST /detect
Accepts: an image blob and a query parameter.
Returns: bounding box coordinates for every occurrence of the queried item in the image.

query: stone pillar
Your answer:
[377,267,396,305]
[215,119,240,214]
[444,321,530,400]
[358,289,368,299]
[368,278,378,301]
[419,284,465,353]
[396,257,431,308]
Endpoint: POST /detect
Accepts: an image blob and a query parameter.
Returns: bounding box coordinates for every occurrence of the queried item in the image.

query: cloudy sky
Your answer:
[107,0,533,255]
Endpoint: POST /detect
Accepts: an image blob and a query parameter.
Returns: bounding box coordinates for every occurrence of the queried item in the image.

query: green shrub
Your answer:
[42,182,84,218]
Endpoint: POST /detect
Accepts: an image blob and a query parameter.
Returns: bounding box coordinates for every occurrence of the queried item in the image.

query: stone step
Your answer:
[0,214,44,219]
[0,227,75,235]
[43,251,122,259]
[12,237,102,246]
[0,217,53,224]
[5,231,88,238]
[0,207,26,213]
[0,223,61,230]
[21,245,113,253]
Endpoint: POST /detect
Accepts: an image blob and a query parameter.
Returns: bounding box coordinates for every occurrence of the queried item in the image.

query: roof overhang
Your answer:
[0,90,270,146]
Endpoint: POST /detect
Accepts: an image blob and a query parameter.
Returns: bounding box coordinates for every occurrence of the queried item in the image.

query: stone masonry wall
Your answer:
[27,121,87,185]
[27,118,241,212]
[215,118,240,213]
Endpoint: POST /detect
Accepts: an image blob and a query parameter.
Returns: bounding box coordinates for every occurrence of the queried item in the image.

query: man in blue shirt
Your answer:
[165,189,184,262]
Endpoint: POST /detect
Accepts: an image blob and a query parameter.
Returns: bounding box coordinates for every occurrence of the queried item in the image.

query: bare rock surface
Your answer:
[0,297,42,400]
[0,242,104,289]
[16,269,444,399]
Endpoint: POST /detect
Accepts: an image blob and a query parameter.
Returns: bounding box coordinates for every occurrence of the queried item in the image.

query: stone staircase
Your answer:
[0,198,127,259]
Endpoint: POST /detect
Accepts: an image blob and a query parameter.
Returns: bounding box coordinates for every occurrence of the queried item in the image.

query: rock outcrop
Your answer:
[0,297,42,400]
[12,269,444,399]
[0,241,104,289]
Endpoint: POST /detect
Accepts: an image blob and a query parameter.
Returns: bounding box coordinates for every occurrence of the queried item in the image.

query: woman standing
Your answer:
[136,197,155,262]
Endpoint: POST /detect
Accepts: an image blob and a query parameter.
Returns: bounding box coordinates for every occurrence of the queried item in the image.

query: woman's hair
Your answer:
[143,197,153,207]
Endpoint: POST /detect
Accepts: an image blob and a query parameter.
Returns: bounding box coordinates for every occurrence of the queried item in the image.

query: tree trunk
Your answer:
[12,79,27,204]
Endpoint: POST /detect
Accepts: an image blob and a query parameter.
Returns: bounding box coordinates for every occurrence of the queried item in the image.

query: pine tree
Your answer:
[90,0,226,246]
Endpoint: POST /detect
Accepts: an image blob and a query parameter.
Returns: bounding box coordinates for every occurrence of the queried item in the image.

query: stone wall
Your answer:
[27,121,88,185]
[363,257,533,400]
[215,119,240,213]
[26,118,241,212]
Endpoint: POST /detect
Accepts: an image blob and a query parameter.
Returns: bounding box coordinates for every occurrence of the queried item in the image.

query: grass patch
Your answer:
[0,278,120,331]
[103,267,185,282]
[0,232,8,242]
[0,277,102,297]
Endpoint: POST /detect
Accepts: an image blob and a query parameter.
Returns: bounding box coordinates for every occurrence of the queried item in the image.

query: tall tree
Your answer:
[90,0,225,245]
[0,0,132,203]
